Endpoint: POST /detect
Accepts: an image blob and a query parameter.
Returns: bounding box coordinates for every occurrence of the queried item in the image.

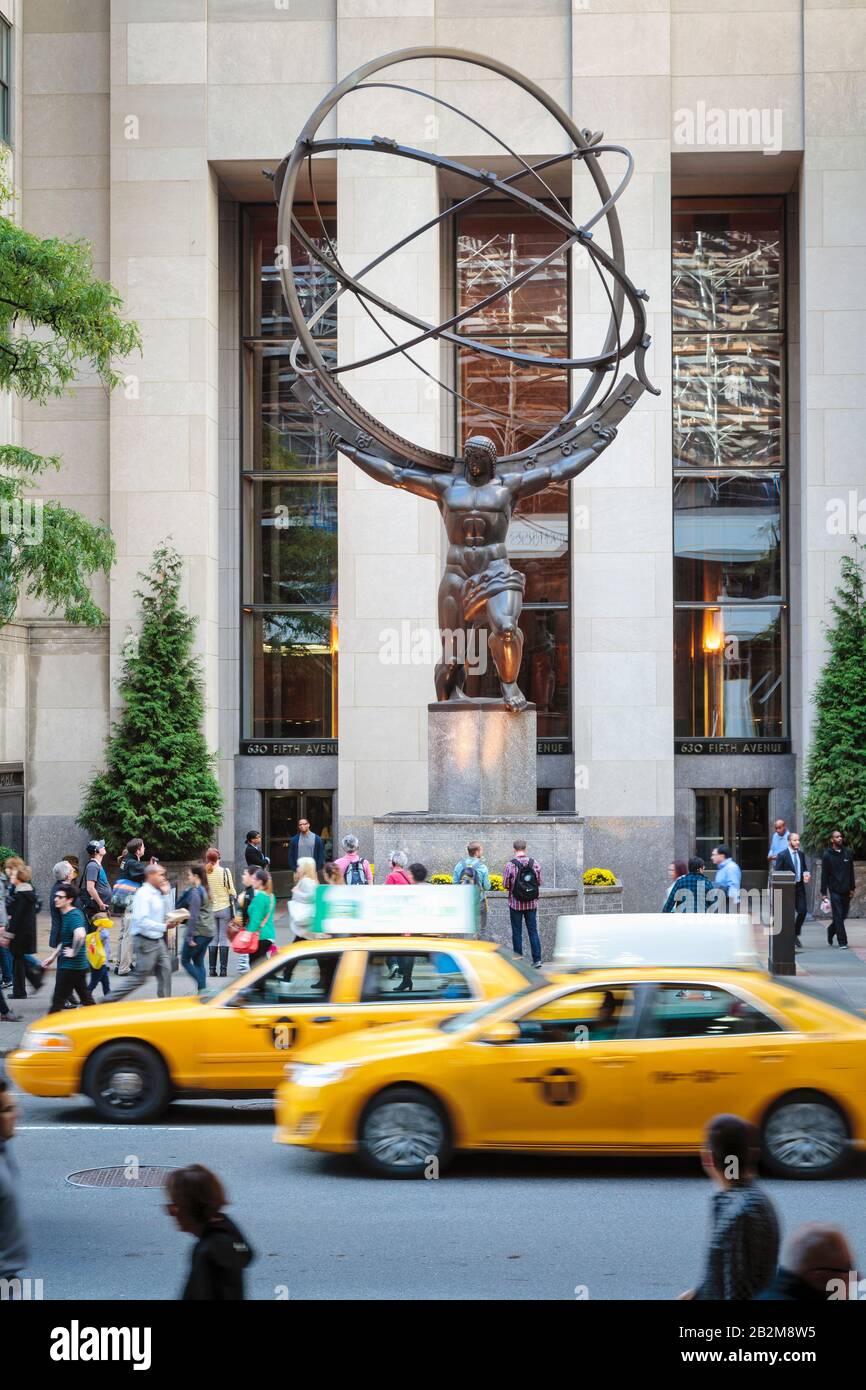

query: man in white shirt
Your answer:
[109,864,185,1001]
[768,819,789,865]
[710,845,742,909]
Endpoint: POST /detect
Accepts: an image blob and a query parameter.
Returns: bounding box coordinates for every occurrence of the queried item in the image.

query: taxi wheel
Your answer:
[82,1042,170,1123]
[762,1090,851,1179]
[358,1086,453,1179]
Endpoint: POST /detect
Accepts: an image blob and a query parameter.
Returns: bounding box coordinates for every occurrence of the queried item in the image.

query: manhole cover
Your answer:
[66,1166,174,1190]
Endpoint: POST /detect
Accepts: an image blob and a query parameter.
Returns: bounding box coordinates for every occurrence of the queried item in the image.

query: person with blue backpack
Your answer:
[504,839,543,968]
[453,842,491,932]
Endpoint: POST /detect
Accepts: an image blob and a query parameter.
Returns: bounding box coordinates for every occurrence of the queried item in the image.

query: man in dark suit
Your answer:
[775,831,810,951]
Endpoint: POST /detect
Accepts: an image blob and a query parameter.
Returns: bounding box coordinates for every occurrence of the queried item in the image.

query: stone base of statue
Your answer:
[373,703,584,957]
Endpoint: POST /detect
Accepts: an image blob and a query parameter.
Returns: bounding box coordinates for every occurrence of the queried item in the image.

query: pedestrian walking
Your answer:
[662,860,688,911]
[165,1164,254,1301]
[243,867,276,965]
[408,863,428,883]
[86,914,112,999]
[661,856,711,913]
[5,865,44,998]
[49,861,76,949]
[108,863,186,1002]
[288,858,318,940]
[774,831,810,950]
[0,1080,28,1282]
[504,839,543,967]
[680,1114,780,1301]
[453,841,492,931]
[0,857,16,991]
[287,817,325,877]
[710,845,742,910]
[179,864,215,993]
[41,884,95,1011]
[205,849,237,979]
[820,829,856,949]
[114,838,151,975]
[323,861,345,885]
[767,818,789,866]
[334,834,372,885]
[385,850,413,885]
[78,839,111,920]
[2,858,23,994]
[755,1224,855,1301]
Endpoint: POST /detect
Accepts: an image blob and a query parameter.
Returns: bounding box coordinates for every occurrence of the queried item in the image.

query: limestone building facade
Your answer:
[0,0,863,910]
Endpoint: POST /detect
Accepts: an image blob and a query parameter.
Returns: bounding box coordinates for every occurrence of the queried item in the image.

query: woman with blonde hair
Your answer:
[205,848,237,978]
[288,858,318,940]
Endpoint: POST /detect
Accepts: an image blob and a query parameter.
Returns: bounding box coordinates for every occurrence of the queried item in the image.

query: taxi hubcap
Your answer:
[364,1102,444,1168]
[103,1068,145,1105]
[765,1102,847,1170]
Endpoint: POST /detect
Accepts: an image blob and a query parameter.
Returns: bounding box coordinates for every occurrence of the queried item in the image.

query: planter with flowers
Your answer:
[583,867,623,914]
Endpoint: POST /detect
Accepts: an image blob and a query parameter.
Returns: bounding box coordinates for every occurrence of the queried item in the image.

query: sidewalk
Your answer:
[0,910,288,1057]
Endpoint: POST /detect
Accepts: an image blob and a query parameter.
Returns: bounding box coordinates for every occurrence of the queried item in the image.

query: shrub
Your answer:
[489,873,505,892]
[803,540,866,857]
[78,545,223,860]
[583,868,618,887]
[430,873,454,885]
[0,845,20,868]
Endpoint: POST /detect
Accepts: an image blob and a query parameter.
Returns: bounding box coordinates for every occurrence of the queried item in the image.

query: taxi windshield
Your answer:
[438,984,542,1033]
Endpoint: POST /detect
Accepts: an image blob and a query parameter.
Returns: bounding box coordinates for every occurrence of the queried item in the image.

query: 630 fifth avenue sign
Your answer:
[241,740,337,756]
[676,739,791,755]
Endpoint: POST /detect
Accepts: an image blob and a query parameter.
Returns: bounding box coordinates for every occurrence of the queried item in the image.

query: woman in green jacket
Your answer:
[245,868,276,964]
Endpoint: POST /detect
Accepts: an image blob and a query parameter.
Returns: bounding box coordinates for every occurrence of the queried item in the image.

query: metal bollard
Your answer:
[769,869,796,976]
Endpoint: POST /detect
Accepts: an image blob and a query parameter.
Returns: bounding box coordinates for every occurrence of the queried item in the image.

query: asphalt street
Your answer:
[13,1089,866,1301]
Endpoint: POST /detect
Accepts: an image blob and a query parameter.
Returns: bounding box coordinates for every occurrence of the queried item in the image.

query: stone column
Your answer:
[571,1,674,906]
[336,11,440,838]
[801,6,866,776]
[107,3,220,746]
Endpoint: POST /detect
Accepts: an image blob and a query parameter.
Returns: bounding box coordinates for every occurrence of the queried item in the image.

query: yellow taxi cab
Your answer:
[6,927,542,1122]
[274,915,866,1180]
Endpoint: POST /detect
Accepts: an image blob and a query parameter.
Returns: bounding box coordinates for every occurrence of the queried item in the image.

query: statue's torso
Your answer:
[440,476,513,575]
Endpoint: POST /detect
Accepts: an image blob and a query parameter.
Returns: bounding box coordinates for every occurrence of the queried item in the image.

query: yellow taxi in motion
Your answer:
[6,934,542,1122]
[275,916,866,1180]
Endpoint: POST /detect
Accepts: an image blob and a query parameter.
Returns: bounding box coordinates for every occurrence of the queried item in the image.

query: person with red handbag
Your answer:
[233,868,275,965]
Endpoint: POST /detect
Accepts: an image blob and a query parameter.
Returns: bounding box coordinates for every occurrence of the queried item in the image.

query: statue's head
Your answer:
[463,434,497,482]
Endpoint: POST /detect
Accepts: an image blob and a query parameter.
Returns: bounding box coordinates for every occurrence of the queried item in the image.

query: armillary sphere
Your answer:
[272,47,659,472]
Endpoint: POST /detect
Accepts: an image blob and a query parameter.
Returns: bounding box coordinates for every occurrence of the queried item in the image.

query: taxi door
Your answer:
[332,947,481,1032]
[198,947,359,1090]
[462,984,644,1149]
[632,981,796,1148]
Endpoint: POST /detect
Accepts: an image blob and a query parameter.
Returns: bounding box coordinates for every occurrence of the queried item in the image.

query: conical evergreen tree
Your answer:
[803,539,866,858]
[79,545,223,859]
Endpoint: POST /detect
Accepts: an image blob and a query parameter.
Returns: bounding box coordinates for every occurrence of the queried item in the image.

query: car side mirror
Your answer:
[479,1020,521,1044]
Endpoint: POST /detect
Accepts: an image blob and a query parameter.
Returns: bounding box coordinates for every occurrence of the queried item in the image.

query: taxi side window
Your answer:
[514,987,636,1044]
[645,985,782,1039]
[360,952,472,1003]
[245,954,339,1005]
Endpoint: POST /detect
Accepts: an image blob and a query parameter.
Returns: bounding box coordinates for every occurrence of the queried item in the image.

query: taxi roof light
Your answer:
[307,884,478,937]
[553,914,762,971]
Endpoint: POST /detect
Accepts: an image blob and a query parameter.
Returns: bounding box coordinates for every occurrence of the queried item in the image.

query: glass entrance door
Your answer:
[695,789,769,893]
[264,791,334,898]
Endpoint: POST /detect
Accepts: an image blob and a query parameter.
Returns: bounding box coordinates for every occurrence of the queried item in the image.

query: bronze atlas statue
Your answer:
[272,48,658,712]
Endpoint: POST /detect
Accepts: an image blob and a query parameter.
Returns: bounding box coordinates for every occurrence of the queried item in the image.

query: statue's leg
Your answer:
[486,590,527,712]
[435,570,471,702]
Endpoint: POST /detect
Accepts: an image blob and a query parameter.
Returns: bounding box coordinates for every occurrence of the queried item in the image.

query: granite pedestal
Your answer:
[372,703,585,958]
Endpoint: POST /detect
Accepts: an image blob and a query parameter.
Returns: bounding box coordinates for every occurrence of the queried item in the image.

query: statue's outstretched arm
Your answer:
[508,425,618,499]
[329,429,443,502]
